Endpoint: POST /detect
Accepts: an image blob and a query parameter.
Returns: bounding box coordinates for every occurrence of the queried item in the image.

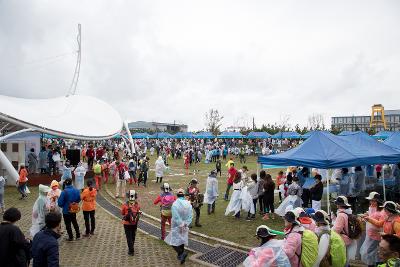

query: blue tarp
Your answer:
[194,132,214,139]
[173,132,194,139]
[338,131,362,136]
[150,132,172,139]
[272,131,302,139]
[218,132,244,139]
[258,131,400,168]
[373,131,393,139]
[247,132,271,139]
[302,131,330,139]
[132,132,150,139]
[384,132,400,151]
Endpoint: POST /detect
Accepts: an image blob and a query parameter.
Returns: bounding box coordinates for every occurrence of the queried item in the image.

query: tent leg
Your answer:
[382,177,386,202]
[327,171,330,215]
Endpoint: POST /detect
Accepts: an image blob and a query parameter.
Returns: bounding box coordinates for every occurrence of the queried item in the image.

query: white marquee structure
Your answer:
[0,94,134,182]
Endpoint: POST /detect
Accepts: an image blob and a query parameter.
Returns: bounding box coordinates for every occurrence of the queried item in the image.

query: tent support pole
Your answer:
[326,170,330,216]
[382,177,386,202]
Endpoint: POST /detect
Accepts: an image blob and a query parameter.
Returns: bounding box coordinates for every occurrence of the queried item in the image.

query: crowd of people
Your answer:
[1,136,400,266]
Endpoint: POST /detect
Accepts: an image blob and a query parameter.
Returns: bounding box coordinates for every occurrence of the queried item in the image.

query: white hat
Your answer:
[365,192,380,201]
[334,196,351,208]
[284,209,301,225]
[312,210,330,225]
[39,184,51,194]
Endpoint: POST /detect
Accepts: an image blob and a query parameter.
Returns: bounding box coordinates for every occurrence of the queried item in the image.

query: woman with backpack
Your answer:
[153,183,176,240]
[282,209,305,267]
[332,196,359,264]
[312,210,346,267]
[121,190,141,256]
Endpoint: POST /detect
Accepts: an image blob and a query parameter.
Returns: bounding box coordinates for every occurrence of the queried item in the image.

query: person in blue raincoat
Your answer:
[164,188,193,265]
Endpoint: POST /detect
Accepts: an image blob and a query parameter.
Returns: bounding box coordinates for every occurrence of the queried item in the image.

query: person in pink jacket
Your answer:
[360,192,384,266]
[283,209,304,267]
[332,195,357,263]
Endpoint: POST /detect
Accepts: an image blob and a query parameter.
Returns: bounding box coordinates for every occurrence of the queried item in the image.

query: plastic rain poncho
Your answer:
[155,157,166,177]
[204,174,219,204]
[243,239,290,267]
[74,165,87,190]
[164,197,193,246]
[30,185,50,237]
[241,186,255,215]
[225,181,244,216]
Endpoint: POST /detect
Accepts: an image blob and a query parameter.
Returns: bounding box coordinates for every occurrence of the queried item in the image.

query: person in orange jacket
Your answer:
[81,180,97,237]
[18,165,28,200]
[121,190,141,256]
[363,201,400,237]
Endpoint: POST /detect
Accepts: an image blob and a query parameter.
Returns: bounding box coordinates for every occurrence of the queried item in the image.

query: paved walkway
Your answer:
[3,187,201,266]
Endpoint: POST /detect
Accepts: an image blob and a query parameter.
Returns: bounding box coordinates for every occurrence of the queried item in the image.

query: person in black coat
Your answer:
[310,174,323,210]
[0,207,31,267]
[32,212,62,267]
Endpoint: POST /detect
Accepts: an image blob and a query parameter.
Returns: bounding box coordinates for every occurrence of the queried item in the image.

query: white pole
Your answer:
[326,169,330,215]
[382,176,386,202]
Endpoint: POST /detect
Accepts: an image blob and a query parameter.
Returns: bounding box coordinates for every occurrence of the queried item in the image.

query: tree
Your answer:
[204,109,224,135]
[308,113,325,130]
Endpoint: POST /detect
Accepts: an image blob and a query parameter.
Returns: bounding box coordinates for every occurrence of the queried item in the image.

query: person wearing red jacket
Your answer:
[121,190,141,256]
[153,183,176,240]
[86,145,95,170]
[224,163,237,201]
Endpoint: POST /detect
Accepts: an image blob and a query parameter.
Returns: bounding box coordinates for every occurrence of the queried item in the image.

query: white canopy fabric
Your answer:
[0,94,123,140]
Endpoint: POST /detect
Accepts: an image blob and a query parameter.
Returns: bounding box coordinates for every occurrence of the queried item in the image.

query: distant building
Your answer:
[128,121,188,132]
[331,109,400,131]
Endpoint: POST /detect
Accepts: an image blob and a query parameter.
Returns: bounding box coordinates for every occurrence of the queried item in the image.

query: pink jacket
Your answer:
[367,207,384,241]
[333,209,351,246]
[283,225,303,267]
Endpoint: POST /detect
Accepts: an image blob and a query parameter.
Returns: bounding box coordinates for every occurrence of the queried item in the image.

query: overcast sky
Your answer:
[0,1,399,131]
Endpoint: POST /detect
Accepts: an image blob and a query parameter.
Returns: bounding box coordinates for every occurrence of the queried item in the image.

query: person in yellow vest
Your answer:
[93,161,103,191]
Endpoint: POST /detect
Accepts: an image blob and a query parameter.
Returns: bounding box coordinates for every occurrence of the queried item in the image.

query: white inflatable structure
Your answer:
[0,94,134,182]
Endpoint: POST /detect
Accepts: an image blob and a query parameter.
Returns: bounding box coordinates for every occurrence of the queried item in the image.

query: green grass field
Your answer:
[106,154,286,247]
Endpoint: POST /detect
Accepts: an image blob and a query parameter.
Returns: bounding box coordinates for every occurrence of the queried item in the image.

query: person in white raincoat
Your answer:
[204,170,219,214]
[155,156,167,184]
[30,184,51,237]
[74,162,87,191]
[165,188,193,265]
[243,225,290,267]
[275,176,302,217]
[225,172,245,218]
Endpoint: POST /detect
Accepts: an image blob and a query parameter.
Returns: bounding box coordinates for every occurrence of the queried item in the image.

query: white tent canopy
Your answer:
[0,94,123,140]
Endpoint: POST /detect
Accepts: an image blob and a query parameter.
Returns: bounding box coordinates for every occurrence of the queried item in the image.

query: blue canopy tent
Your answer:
[384,132,400,151]
[247,132,271,139]
[272,131,302,139]
[181,132,194,139]
[132,132,150,139]
[259,131,400,168]
[258,131,400,206]
[194,132,215,139]
[173,132,184,139]
[338,131,358,136]
[150,132,172,139]
[373,131,393,139]
[218,132,244,139]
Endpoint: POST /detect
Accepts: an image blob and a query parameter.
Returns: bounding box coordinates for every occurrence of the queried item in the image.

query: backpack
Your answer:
[298,229,319,267]
[160,194,175,217]
[318,230,346,267]
[123,205,140,225]
[65,189,80,214]
[340,212,363,239]
[93,164,102,175]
